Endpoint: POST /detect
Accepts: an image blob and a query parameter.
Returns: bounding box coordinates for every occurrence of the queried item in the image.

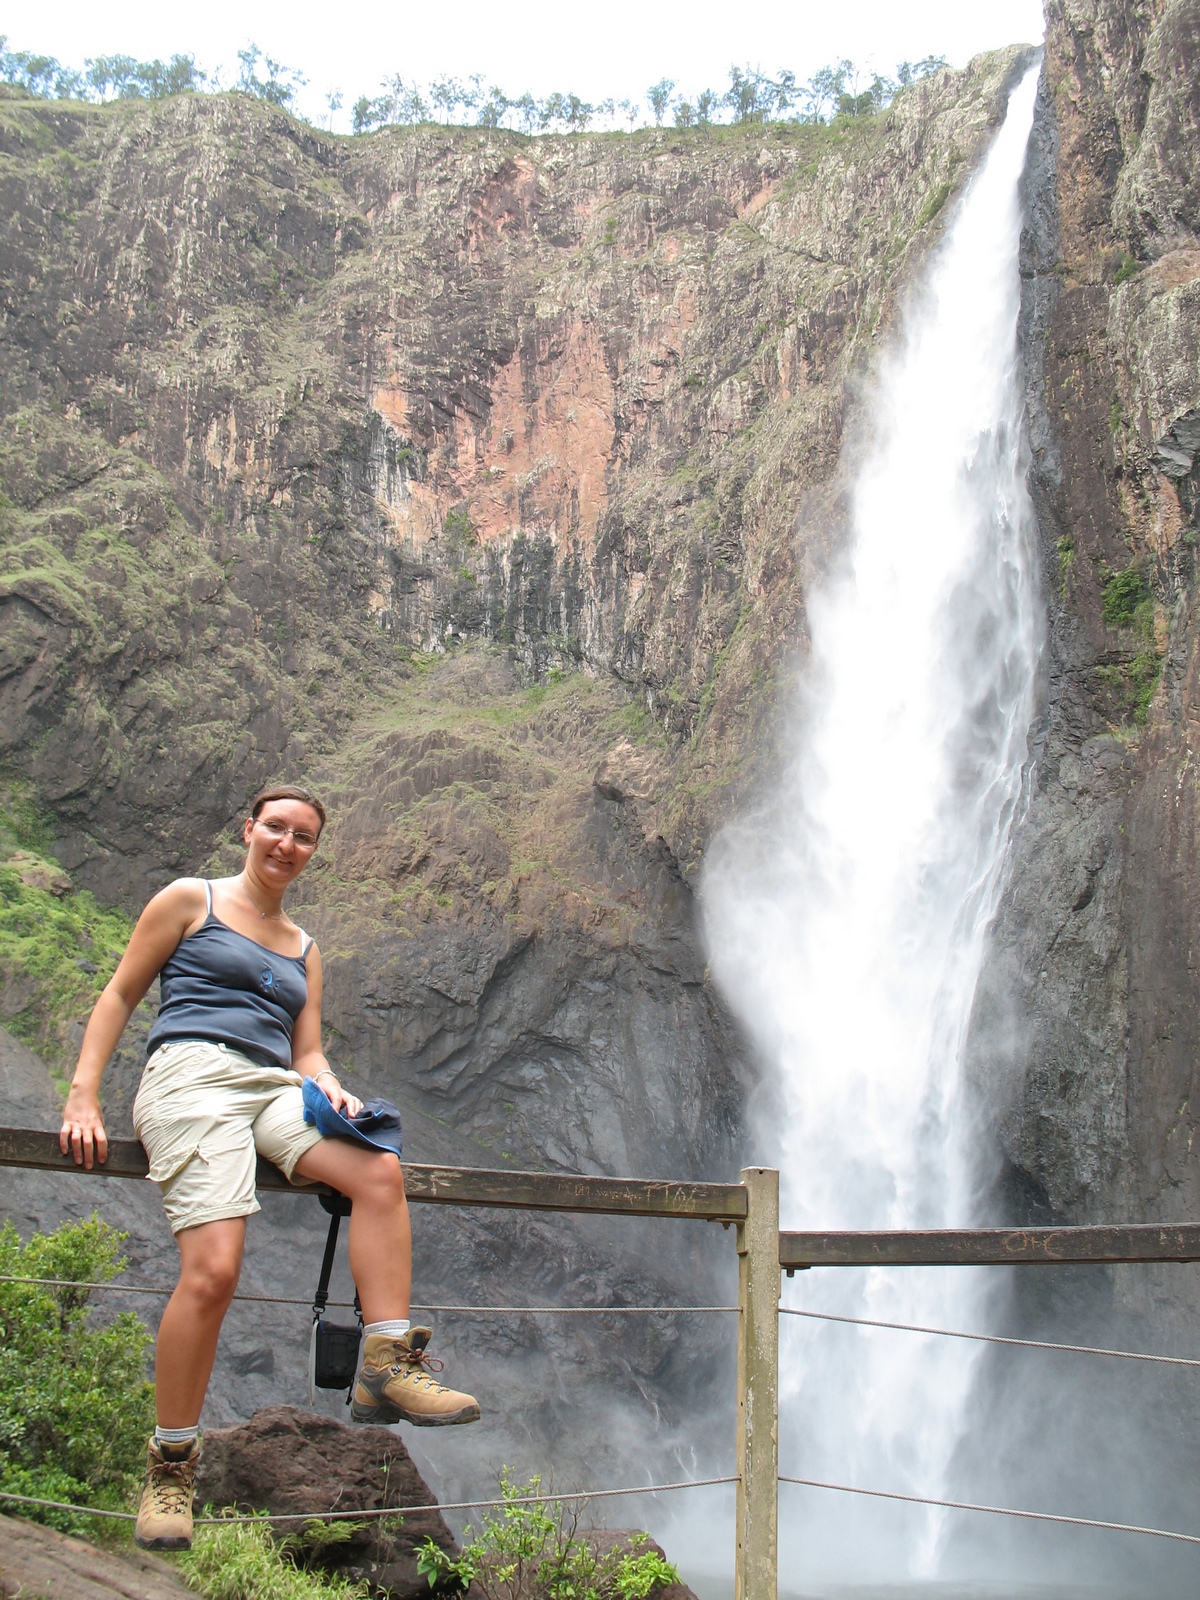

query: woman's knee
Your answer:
[357,1152,407,1208]
[176,1232,243,1308]
[178,1258,240,1311]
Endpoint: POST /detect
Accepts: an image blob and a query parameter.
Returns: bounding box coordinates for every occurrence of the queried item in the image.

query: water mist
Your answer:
[702,64,1042,1586]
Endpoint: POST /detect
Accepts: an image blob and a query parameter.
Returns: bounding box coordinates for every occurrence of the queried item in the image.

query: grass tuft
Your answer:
[177,1515,370,1600]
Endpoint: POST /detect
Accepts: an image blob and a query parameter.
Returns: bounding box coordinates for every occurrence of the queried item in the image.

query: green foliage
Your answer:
[1098,651,1164,726]
[0,1216,155,1536]
[0,36,85,99]
[85,54,206,99]
[0,34,204,101]
[0,801,135,1065]
[612,1546,680,1600]
[1127,652,1164,723]
[1057,536,1075,600]
[1114,255,1140,287]
[2,34,948,136]
[353,78,624,135]
[350,55,946,135]
[0,781,54,857]
[647,79,674,126]
[178,1514,369,1600]
[236,46,306,111]
[1098,565,1163,726]
[280,1518,368,1563]
[1101,565,1149,629]
[415,1473,679,1600]
[916,181,954,230]
[442,505,476,544]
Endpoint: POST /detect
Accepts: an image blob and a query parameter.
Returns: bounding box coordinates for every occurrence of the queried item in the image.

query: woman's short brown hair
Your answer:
[249,784,327,836]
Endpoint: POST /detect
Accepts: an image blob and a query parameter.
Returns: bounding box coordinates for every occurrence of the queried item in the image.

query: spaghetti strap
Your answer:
[300,931,314,957]
[205,880,213,914]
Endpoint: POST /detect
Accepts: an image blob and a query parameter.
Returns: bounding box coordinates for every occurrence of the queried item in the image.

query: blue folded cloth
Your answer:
[302,1075,403,1159]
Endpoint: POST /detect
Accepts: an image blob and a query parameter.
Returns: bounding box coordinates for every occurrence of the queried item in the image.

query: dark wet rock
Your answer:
[194,1405,457,1599]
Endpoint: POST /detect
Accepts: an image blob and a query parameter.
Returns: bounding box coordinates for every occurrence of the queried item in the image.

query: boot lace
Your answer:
[150,1457,195,1516]
[390,1343,448,1390]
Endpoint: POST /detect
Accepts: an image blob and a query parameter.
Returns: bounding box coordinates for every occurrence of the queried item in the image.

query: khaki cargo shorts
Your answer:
[132,1038,324,1234]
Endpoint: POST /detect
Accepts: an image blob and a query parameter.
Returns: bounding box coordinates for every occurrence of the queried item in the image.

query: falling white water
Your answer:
[703,65,1042,1585]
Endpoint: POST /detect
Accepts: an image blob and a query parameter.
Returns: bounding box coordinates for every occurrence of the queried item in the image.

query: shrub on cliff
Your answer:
[416,1473,680,1600]
[1101,564,1152,632]
[0,1215,155,1536]
[1098,565,1163,725]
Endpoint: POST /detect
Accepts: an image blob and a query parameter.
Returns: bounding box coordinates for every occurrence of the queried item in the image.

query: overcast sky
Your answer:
[9,0,1045,131]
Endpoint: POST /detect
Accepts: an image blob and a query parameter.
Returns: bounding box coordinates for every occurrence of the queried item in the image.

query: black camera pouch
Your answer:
[311,1318,361,1390]
[308,1191,362,1402]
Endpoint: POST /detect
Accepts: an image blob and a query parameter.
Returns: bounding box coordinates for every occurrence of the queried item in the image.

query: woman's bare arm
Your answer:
[60,879,208,1168]
[291,945,363,1118]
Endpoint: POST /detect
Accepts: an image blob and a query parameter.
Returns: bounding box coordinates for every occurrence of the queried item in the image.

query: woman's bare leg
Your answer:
[293,1142,411,1322]
[154,1218,246,1427]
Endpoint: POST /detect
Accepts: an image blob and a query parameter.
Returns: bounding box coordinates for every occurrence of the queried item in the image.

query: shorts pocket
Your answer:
[146,1140,206,1188]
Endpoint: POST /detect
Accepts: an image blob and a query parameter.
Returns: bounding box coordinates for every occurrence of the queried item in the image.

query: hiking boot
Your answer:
[134,1436,200,1550]
[351,1328,481,1426]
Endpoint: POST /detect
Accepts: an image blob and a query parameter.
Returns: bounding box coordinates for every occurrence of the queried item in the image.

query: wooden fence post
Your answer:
[736,1166,779,1600]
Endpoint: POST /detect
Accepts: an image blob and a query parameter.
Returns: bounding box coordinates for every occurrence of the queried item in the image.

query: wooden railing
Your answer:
[0,1128,746,1220]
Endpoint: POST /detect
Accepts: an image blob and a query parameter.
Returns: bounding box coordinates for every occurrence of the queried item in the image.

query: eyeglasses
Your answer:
[257,819,320,849]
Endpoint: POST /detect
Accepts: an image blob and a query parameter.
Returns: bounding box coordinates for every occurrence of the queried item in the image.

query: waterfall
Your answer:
[702,63,1042,1584]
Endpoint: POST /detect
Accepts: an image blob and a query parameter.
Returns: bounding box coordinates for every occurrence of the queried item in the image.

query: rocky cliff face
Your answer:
[972,0,1200,1247]
[955,1,1200,1581]
[0,42,1082,1510]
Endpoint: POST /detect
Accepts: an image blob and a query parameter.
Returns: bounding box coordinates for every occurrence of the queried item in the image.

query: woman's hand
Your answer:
[60,1085,109,1170]
[314,1070,363,1119]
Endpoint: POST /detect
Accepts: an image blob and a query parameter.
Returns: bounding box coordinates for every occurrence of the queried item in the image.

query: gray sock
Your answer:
[154,1424,198,1458]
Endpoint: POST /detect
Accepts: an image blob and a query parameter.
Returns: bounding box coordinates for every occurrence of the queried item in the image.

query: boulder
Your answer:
[7,849,73,896]
[194,1404,457,1598]
[0,1512,191,1600]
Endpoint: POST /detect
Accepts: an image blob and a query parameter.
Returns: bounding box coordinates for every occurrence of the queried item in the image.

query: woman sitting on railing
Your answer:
[59,783,480,1553]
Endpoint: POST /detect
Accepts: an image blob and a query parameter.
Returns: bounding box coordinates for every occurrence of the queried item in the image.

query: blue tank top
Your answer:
[146,883,311,1071]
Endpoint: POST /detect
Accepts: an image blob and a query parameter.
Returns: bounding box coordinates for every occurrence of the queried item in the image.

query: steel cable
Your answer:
[779,1475,1200,1545]
[7,1477,1199,1546]
[780,1303,1200,1368]
[0,1478,738,1526]
[0,1274,735,1313]
[10,1277,1198,1368]
[8,1276,1197,1364]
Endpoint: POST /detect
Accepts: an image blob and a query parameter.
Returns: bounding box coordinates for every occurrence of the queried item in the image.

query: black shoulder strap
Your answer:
[313,1208,342,1320]
[313,1188,354,1320]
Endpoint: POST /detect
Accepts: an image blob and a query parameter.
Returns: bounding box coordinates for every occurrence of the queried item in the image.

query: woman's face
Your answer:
[242,799,323,891]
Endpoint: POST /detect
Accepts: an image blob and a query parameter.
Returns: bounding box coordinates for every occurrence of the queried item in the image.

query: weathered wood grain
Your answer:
[0,1128,748,1221]
[779,1225,1200,1269]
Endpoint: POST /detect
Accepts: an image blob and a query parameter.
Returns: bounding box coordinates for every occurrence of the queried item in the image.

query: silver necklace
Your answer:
[241,878,284,921]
